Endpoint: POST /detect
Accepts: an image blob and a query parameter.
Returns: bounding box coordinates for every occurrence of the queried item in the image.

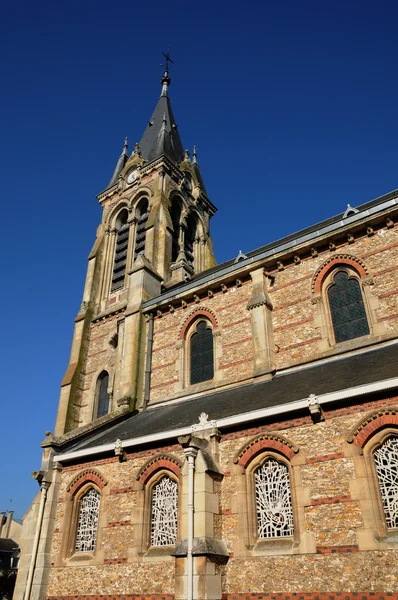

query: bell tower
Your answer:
[54,62,217,436]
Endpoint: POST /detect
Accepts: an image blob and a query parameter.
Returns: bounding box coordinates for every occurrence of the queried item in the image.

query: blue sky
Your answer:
[1,0,397,518]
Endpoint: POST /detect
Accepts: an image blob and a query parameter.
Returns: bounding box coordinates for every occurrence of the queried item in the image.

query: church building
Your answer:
[15,63,398,600]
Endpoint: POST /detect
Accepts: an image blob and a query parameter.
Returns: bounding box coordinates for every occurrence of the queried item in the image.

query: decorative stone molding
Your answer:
[233,433,299,467]
[67,468,107,495]
[179,306,219,339]
[347,407,398,447]
[136,453,183,484]
[116,395,131,408]
[312,253,369,294]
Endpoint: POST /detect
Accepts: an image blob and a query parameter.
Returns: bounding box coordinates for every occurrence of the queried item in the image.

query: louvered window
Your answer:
[328,271,369,343]
[96,371,110,418]
[170,200,182,263]
[184,214,197,269]
[134,200,149,260]
[190,321,214,384]
[111,214,129,292]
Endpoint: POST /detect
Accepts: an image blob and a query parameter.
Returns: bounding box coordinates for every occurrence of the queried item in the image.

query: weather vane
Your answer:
[161,50,174,72]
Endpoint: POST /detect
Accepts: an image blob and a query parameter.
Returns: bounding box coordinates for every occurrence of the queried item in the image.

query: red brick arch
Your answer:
[136,453,183,484]
[233,433,299,467]
[179,307,218,340]
[347,408,398,447]
[312,255,368,295]
[67,468,107,496]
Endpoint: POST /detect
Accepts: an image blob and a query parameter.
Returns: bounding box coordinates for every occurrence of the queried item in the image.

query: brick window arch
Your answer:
[62,470,107,562]
[135,454,182,554]
[311,256,381,350]
[233,434,302,550]
[348,409,398,540]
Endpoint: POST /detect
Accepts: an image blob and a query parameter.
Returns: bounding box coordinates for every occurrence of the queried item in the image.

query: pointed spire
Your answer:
[138,59,184,165]
[192,145,198,164]
[106,137,129,189]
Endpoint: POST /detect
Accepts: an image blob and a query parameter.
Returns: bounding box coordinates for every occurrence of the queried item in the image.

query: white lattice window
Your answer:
[255,459,294,538]
[150,476,178,546]
[374,436,398,529]
[75,488,101,552]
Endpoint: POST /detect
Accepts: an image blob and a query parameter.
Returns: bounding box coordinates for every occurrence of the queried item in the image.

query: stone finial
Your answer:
[191,412,217,432]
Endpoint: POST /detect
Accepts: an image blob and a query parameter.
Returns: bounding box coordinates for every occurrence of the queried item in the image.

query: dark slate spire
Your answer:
[138,69,185,165]
[107,137,128,188]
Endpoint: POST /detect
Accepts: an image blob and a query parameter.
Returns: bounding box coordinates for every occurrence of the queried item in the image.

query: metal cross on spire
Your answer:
[162,50,174,72]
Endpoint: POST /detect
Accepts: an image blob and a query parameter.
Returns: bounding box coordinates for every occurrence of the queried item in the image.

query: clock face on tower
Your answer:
[126,169,139,184]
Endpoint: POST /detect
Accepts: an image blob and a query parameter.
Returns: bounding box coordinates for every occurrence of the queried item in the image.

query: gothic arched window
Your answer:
[327,270,369,343]
[75,488,101,553]
[255,458,294,539]
[170,198,182,263]
[111,210,129,292]
[150,476,178,546]
[374,436,398,530]
[190,320,214,385]
[95,371,110,418]
[134,199,149,260]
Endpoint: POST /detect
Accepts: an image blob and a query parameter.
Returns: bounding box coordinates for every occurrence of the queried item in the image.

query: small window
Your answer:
[75,488,101,553]
[150,476,178,546]
[111,210,129,292]
[190,320,214,385]
[95,371,110,418]
[134,199,149,260]
[255,458,294,539]
[374,436,398,530]
[328,270,369,343]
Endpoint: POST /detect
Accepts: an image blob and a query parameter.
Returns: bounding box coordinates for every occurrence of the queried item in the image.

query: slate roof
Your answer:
[62,342,398,455]
[139,89,185,165]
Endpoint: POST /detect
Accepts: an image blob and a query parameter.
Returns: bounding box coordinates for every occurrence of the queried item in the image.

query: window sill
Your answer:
[66,551,98,566]
[250,536,298,555]
[143,545,175,561]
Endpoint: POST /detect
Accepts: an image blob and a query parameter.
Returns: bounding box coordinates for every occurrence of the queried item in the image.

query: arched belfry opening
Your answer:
[134,198,149,260]
[184,212,198,270]
[170,198,183,263]
[111,209,129,292]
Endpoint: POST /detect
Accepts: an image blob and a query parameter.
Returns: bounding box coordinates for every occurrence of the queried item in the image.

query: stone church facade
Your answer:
[15,67,398,600]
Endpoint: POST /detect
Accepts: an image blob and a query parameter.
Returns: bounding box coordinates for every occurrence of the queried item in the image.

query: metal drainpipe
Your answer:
[24,481,50,600]
[184,447,198,600]
[142,312,154,412]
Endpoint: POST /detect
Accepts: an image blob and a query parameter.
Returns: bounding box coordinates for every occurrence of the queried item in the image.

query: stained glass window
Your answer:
[255,459,294,538]
[111,212,129,292]
[328,271,369,343]
[150,476,178,546]
[75,488,100,553]
[96,371,110,418]
[190,321,214,385]
[374,437,398,529]
[134,200,149,260]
